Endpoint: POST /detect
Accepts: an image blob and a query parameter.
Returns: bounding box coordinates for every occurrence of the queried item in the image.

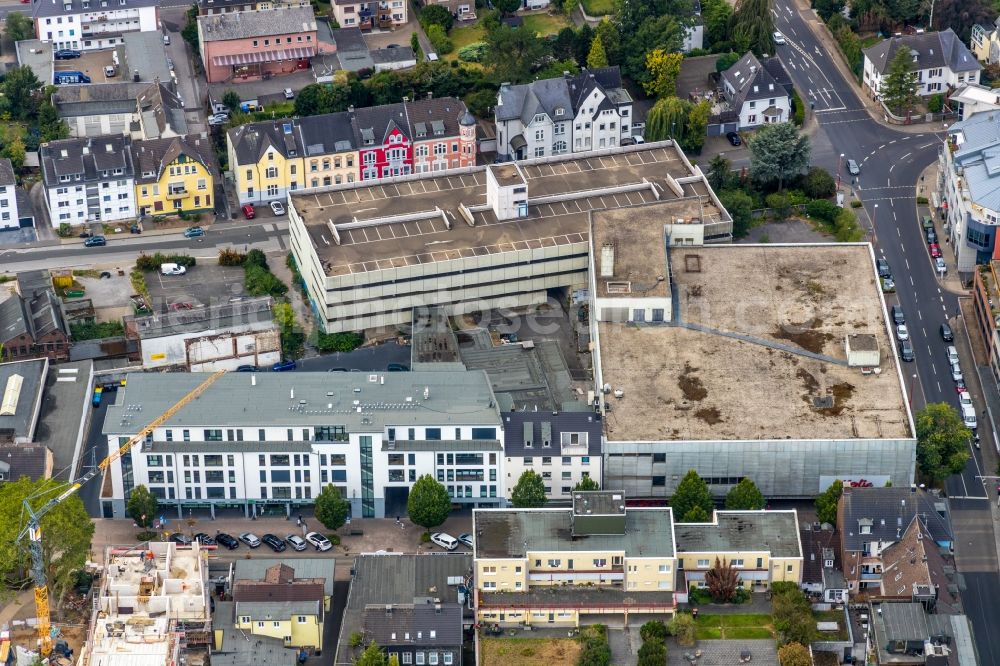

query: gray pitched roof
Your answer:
[198,7,316,41]
[500,411,603,457]
[674,511,802,558]
[0,295,31,342]
[329,27,368,52]
[949,111,1000,212]
[361,603,463,648]
[722,52,789,108]
[0,159,16,187]
[496,67,629,124]
[371,46,416,65]
[799,526,841,586]
[0,443,51,481]
[40,135,135,188]
[130,135,214,184]
[32,0,157,19]
[352,102,410,147]
[233,558,335,597]
[228,119,306,166]
[52,82,152,117]
[298,113,356,155]
[211,601,298,666]
[406,97,469,142]
[863,29,981,75]
[136,82,187,139]
[0,359,47,440]
[840,487,953,552]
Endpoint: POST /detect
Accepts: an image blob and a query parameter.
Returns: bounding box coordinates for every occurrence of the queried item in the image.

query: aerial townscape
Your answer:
[4,0,1000,663]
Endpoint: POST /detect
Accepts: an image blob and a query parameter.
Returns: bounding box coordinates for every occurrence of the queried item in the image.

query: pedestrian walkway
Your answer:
[0,590,35,629]
[683,593,772,615]
[917,160,966,294]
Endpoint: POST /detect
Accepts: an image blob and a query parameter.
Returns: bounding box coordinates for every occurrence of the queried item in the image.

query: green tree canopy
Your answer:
[671,470,714,522]
[771,582,816,646]
[1,66,43,121]
[640,620,668,643]
[667,613,696,646]
[916,403,971,482]
[587,34,609,69]
[777,642,812,666]
[354,641,390,666]
[748,121,811,190]
[881,47,919,116]
[719,189,753,238]
[483,25,550,83]
[419,4,454,30]
[682,99,710,154]
[406,475,452,529]
[5,12,34,42]
[127,485,158,529]
[702,0,733,47]
[637,638,667,666]
[574,476,600,491]
[645,96,692,142]
[724,478,765,510]
[708,155,734,191]
[222,90,241,112]
[511,470,547,508]
[814,479,843,526]
[728,0,775,55]
[593,20,620,65]
[682,505,712,522]
[315,484,351,531]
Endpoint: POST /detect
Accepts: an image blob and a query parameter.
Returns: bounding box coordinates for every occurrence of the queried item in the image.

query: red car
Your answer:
[241,203,255,219]
[929,243,942,258]
[169,302,194,311]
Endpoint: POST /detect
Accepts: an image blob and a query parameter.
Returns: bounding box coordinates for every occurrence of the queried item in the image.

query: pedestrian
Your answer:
[296,516,301,526]
[395,515,400,525]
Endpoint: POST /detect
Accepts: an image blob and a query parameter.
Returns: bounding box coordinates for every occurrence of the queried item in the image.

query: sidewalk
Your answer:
[916,160,966,294]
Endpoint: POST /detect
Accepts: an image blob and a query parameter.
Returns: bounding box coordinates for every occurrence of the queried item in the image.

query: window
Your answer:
[697,559,710,568]
[731,559,744,568]
[658,564,671,573]
[204,429,222,441]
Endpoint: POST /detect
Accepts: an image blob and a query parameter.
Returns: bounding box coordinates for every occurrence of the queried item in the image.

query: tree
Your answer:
[720,189,754,238]
[811,0,845,20]
[621,15,684,83]
[5,12,34,42]
[706,557,740,602]
[715,51,741,73]
[1,66,43,121]
[315,484,351,531]
[511,470,547,507]
[483,25,550,83]
[708,155,734,192]
[930,0,993,41]
[682,99,710,154]
[182,4,200,55]
[574,476,600,491]
[355,641,389,666]
[682,505,711,522]
[777,642,812,666]
[419,4,454,30]
[916,403,971,483]
[640,620,668,643]
[799,166,836,199]
[772,582,816,646]
[587,34,609,69]
[643,49,683,98]
[553,27,578,61]
[536,58,581,80]
[637,639,667,666]
[406,475,452,529]
[410,32,423,62]
[729,0,774,55]
[294,84,330,116]
[645,96,692,142]
[814,480,843,526]
[725,478,765,510]
[38,101,70,143]
[881,47,919,116]
[127,485,158,529]
[426,24,453,55]
[667,613,696,646]
[1,136,26,171]
[702,0,733,47]
[593,19,620,65]
[671,470,714,522]
[748,121,810,190]
[222,90,241,113]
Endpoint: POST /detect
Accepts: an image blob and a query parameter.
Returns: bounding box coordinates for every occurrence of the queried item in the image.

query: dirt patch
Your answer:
[678,362,708,401]
[480,638,583,666]
[796,368,819,393]
[695,407,722,424]
[774,319,834,354]
[815,382,855,416]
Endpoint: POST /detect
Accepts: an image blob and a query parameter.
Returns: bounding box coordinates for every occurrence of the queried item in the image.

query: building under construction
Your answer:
[81,541,210,666]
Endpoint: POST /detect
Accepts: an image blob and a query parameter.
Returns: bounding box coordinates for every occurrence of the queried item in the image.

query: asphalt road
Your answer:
[773,0,1000,657]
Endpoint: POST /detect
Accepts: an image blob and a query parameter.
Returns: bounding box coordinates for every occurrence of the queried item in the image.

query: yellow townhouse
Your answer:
[227,113,357,207]
[673,510,803,598]
[227,562,326,652]
[132,135,216,217]
[473,491,678,628]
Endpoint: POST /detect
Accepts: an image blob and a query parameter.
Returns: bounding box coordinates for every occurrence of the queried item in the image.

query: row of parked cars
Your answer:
[430,532,474,551]
[169,530,332,552]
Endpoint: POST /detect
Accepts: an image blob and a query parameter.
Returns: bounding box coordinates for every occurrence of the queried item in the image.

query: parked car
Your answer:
[895,324,909,341]
[104,65,117,77]
[926,228,937,243]
[262,534,287,552]
[847,159,860,175]
[160,263,186,276]
[272,359,297,372]
[283,88,295,100]
[941,323,954,341]
[242,203,256,219]
[430,532,459,551]
[239,532,262,548]
[952,363,964,383]
[959,391,973,407]
[956,378,968,393]
[305,532,332,551]
[183,226,205,238]
[876,258,890,278]
[891,305,905,325]
[458,533,474,549]
[236,365,258,372]
[725,131,742,146]
[934,257,947,273]
[286,535,308,551]
[84,236,107,247]
[168,533,192,545]
[194,533,216,546]
[881,276,895,293]
[773,31,786,45]
[54,49,82,59]
[216,533,239,550]
[208,113,229,126]
[929,243,942,258]
[387,363,409,372]
[898,339,914,362]
[270,201,285,216]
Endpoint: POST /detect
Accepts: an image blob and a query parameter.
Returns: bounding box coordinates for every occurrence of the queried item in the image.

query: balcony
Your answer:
[166,188,188,200]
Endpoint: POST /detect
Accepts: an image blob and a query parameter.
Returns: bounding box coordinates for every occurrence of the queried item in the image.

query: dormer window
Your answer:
[533,114,546,123]
[142,171,155,178]
[555,108,564,117]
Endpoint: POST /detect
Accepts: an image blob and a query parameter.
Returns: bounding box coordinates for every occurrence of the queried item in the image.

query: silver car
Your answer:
[286,535,308,551]
[847,159,860,175]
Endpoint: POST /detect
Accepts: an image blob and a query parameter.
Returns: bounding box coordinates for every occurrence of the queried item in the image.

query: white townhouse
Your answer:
[100,371,506,520]
[39,135,137,226]
[0,159,20,231]
[862,29,981,101]
[720,52,792,130]
[32,0,160,51]
[495,67,633,161]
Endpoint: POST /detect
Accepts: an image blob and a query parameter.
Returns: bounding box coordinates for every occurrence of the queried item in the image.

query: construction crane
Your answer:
[16,369,226,657]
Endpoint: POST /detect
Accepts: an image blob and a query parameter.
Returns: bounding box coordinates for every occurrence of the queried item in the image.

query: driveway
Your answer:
[161,7,207,129]
[364,12,431,56]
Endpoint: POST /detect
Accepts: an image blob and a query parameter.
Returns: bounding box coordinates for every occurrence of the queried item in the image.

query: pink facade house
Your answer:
[408,97,477,174]
[197,7,331,84]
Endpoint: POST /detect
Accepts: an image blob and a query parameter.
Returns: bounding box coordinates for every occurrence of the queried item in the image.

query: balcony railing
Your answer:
[166,188,188,200]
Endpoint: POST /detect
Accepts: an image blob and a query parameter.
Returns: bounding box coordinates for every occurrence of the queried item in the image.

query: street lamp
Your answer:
[908,373,918,407]
[837,153,845,190]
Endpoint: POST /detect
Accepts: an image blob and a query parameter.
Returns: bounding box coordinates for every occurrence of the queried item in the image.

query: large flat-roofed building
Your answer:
[288,141,732,333]
[592,241,915,498]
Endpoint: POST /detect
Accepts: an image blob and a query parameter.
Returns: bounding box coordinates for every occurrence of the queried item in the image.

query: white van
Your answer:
[430,532,458,551]
[946,345,959,365]
[160,263,186,276]
[961,403,977,429]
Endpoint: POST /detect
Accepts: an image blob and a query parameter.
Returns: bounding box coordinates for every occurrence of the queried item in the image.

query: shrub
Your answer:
[316,331,364,353]
[800,166,836,199]
[419,4,454,31]
[349,631,364,648]
[420,531,432,543]
[136,253,196,272]
[70,321,125,341]
[426,24,454,54]
[851,199,862,208]
[218,248,246,266]
[245,264,288,297]
[245,248,269,269]
[916,195,929,204]
[637,638,666,666]
[766,192,793,220]
[135,530,158,542]
[833,207,864,242]
[791,89,805,126]
[328,534,341,546]
[806,198,839,223]
[639,620,668,643]
[58,222,72,237]
[688,587,713,605]
[715,51,740,73]
[458,42,489,62]
[928,93,944,113]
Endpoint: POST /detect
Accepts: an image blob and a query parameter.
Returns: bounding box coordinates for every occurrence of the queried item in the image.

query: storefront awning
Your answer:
[212,47,315,67]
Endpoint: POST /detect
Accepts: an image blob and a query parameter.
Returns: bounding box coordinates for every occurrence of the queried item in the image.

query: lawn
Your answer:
[814,609,849,640]
[693,614,775,640]
[581,0,614,15]
[522,12,572,36]
[479,637,582,666]
[446,21,487,62]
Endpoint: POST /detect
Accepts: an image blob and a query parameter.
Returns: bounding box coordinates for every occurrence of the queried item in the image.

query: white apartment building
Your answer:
[101,370,505,520]
[39,135,136,226]
[495,67,633,161]
[942,111,1000,274]
[0,159,20,230]
[862,29,981,101]
[720,52,792,130]
[32,0,160,51]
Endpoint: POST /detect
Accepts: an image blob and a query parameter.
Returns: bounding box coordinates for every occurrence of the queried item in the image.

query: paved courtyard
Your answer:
[666,639,778,665]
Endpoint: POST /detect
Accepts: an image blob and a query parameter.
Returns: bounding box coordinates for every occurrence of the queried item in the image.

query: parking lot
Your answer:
[146,263,247,308]
[54,49,119,83]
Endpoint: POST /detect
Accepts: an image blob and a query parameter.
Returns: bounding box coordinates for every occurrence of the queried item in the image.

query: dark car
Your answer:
[876,258,891,279]
[898,339,914,362]
[941,323,954,341]
[84,236,107,247]
[130,224,141,234]
[54,49,82,59]
[216,533,240,550]
[926,228,937,243]
[262,534,287,552]
[272,359,297,372]
[236,365,258,372]
[891,305,905,325]
[168,533,192,545]
[193,533,216,546]
[725,131,742,146]
[387,363,409,372]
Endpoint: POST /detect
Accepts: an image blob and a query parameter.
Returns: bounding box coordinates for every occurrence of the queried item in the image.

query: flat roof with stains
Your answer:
[598,244,910,442]
[291,144,722,277]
